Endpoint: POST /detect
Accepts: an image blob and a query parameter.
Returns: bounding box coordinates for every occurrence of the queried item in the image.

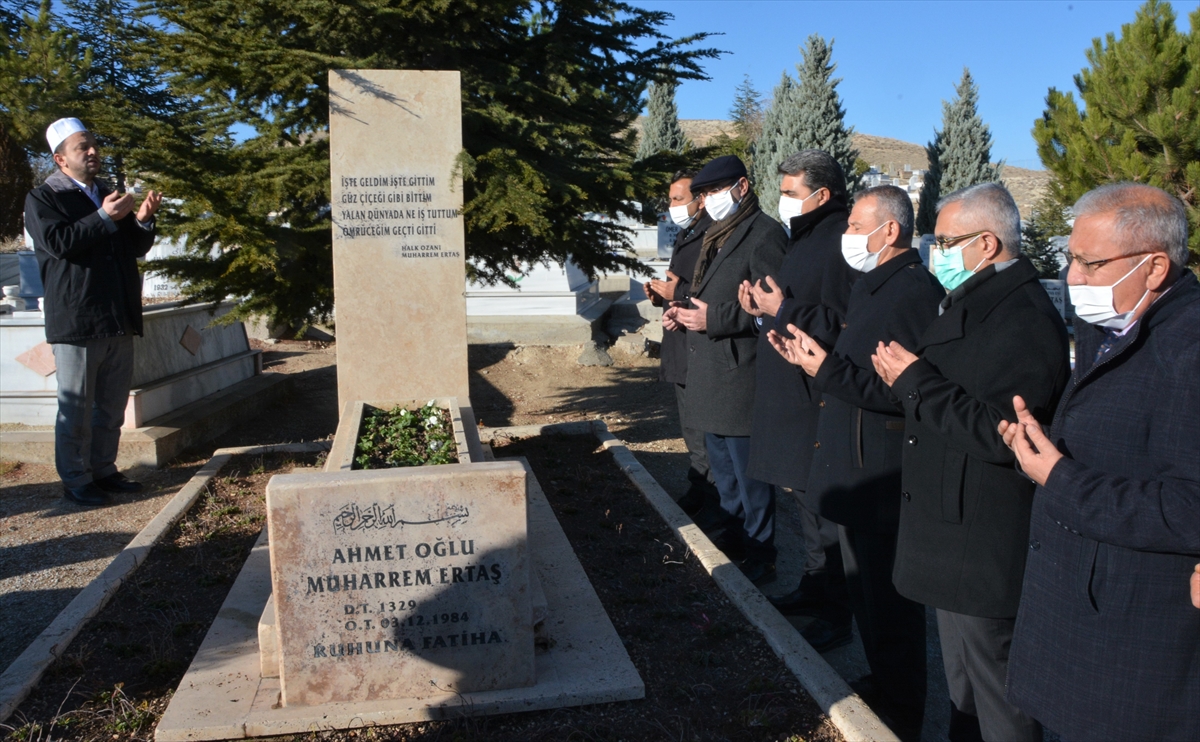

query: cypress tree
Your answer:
[1034,0,1199,264]
[141,0,718,328]
[637,77,689,160]
[938,68,1002,194]
[915,131,942,235]
[1022,193,1073,278]
[751,71,799,219]
[792,34,858,196]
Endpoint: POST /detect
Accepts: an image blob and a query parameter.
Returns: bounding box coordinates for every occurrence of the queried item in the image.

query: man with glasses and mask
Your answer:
[663,155,787,584]
[737,150,858,645]
[870,182,1069,742]
[769,185,943,741]
[996,183,1199,742]
[644,170,720,520]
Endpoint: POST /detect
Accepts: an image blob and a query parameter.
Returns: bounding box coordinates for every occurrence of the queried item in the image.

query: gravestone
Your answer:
[329,69,469,407]
[266,461,533,706]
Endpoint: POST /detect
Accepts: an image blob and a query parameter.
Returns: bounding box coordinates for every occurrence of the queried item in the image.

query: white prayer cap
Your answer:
[46,117,88,154]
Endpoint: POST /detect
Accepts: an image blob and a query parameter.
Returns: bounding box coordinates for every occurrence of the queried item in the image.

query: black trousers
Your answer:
[794,492,852,624]
[839,525,926,740]
[674,383,713,491]
[938,610,1042,742]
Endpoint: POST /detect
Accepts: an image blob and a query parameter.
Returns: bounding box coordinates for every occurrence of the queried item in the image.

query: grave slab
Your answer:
[155,458,643,741]
[266,462,533,706]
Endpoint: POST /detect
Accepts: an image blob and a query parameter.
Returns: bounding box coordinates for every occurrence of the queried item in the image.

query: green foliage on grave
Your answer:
[1034,0,1200,266]
[132,0,719,329]
[752,35,857,219]
[1022,193,1072,279]
[354,402,458,470]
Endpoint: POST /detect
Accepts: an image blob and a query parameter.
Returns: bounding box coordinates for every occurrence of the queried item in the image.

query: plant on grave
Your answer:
[354,401,458,470]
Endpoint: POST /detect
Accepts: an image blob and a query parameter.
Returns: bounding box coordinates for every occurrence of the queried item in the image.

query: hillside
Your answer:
[636,118,1050,217]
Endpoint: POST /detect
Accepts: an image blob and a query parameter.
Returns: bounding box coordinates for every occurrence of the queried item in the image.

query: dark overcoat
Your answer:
[890,259,1070,618]
[684,208,788,437]
[1006,272,1200,742]
[747,201,858,488]
[25,171,155,343]
[804,250,945,532]
[660,212,712,384]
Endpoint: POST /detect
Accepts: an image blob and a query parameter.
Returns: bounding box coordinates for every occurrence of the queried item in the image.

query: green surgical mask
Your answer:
[930,235,984,290]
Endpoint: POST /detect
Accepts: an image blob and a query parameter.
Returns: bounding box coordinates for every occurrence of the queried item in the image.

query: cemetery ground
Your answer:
[1,340,842,742]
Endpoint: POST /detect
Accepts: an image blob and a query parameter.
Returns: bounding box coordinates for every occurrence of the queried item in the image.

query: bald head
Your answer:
[1073,183,1189,268]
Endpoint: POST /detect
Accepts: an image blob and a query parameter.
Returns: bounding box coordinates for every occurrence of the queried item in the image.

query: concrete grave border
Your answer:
[480,420,900,742]
[0,442,332,724]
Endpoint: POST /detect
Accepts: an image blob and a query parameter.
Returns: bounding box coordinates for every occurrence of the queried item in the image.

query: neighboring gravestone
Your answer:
[265,461,533,707]
[1039,279,1067,318]
[329,69,469,407]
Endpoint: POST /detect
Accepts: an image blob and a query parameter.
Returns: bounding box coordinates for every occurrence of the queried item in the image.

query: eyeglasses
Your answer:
[933,230,988,252]
[1064,249,1156,276]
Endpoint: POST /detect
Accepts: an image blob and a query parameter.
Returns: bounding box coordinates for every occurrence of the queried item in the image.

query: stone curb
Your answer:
[481,421,899,742]
[0,441,332,725]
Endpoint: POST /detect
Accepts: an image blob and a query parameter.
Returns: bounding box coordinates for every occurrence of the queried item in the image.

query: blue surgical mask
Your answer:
[930,235,985,290]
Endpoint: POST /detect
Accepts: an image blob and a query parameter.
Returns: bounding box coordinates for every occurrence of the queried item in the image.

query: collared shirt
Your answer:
[68,175,154,234]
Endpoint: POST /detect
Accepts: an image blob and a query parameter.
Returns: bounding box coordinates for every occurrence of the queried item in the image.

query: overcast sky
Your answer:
[635,0,1185,169]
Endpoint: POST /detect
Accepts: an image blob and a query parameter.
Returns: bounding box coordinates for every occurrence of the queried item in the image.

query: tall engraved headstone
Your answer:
[329,70,469,407]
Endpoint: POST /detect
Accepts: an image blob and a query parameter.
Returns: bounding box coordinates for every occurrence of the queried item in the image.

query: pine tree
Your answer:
[792,34,858,196]
[1034,0,1199,264]
[0,0,89,237]
[637,77,689,160]
[730,74,764,144]
[62,0,183,192]
[1022,193,1073,278]
[141,0,718,328]
[938,68,1002,194]
[915,131,943,235]
[751,71,799,218]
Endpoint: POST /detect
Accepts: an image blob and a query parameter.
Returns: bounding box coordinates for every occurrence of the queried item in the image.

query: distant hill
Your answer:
[635,118,1049,218]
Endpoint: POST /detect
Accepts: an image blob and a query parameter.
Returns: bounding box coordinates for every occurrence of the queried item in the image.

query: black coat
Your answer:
[804,250,945,532]
[660,212,712,384]
[747,201,858,488]
[1007,273,1200,742]
[684,208,788,437]
[25,171,155,343]
[890,259,1070,618]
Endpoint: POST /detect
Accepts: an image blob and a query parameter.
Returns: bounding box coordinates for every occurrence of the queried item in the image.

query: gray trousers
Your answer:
[937,609,1042,742]
[52,336,134,488]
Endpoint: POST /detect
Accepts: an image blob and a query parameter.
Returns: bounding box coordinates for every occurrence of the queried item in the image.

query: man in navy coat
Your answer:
[999,182,1199,741]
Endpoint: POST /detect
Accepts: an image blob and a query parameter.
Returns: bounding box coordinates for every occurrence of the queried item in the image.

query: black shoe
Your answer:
[849,674,879,704]
[801,617,853,652]
[63,482,110,506]
[768,581,826,617]
[740,556,777,585]
[694,503,737,534]
[711,529,747,561]
[675,489,706,516]
[94,472,143,493]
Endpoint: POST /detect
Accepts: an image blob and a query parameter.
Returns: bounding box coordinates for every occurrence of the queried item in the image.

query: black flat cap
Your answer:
[690,155,748,191]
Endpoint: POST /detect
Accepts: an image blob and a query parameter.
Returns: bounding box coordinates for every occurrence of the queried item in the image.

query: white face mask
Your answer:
[706,185,739,222]
[669,202,696,228]
[840,222,889,273]
[778,191,818,225]
[1068,254,1153,329]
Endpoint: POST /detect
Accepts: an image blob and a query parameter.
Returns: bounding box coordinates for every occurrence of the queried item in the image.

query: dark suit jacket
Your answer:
[25,171,155,343]
[747,201,857,489]
[804,250,945,532]
[660,212,712,384]
[1007,272,1200,742]
[684,208,788,437]
[890,258,1070,618]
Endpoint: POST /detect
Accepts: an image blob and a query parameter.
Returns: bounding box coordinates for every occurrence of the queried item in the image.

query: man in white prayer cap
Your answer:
[24,117,162,506]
